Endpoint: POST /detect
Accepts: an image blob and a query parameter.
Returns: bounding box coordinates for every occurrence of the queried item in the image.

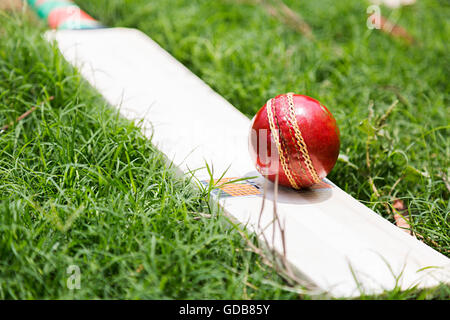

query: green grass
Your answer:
[0,12,301,299]
[0,0,449,300]
[75,0,450,255]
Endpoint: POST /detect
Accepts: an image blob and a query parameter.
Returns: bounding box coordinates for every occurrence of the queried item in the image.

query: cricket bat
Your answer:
[43,27,450,297]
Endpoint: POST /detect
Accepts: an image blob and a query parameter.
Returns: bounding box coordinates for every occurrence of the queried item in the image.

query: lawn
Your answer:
[0,0,448,299]
[75,0,449,253]
[0,10,300,299]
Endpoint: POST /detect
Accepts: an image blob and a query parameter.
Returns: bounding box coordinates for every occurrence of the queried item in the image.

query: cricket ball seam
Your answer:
[266,98,299,189]
[286,124,310,186]
[279,95,310,187]
[286,93,321,184]
[277,112,305,187]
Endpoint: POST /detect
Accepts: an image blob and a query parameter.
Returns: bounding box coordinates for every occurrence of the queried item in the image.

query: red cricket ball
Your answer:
[248,93,340,189]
